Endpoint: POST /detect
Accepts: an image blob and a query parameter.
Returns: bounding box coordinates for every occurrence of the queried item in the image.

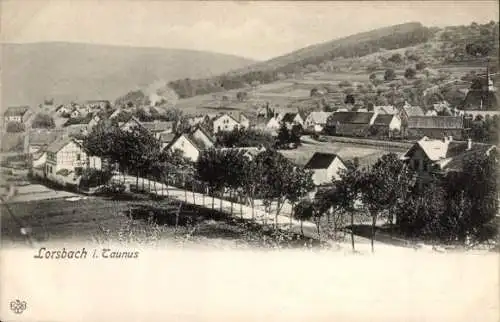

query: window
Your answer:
[76,154,81,161]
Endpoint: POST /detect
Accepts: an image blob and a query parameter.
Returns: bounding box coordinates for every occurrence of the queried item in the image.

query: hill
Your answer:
[168,22,436,98]
[1,42,256,107]
[167,21,498,100]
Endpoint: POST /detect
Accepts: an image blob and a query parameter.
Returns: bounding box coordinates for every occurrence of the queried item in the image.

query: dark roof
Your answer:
[159,132,176,143]
[4,106,30,117]
[373,114,395,126]
[281,113,298,123]
[460,90,499,111]
[408,116,463,129]
[304,152,340,169]
[46,137,77,153]
[213,113,239,124]
[29,129,64,146]
[329,112,374,124]
[444,146,496,172]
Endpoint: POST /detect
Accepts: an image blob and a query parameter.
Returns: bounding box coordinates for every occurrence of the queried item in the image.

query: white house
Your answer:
[56,104,72,116]
[212,113,242,134]
[371,114,402,133]
[304,152,347,186]
[166,127,215,162]
[304,111,333,132]
[70,108,83,119]
[44,137,102,183]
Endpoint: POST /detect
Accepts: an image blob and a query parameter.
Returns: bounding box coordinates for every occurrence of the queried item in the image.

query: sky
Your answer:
[2,1,498,60]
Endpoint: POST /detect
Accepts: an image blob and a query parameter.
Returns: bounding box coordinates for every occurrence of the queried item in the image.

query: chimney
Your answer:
[467,138,472,150]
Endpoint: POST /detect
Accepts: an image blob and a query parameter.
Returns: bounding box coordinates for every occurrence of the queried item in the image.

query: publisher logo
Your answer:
[10,299,27,314]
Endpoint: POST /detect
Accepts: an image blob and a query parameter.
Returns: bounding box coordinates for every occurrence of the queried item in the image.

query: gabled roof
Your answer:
[329,112,374,124]
[373,114,396,126]
[29,129,64,146]
[404,136,495,166]
[166,126,214,152]
[4,106,30,117]
[408,116,463,129]
[213,113,240,124]
[403,105,425,117]
[304,152,342,169]
[159,132,176,143]
[46,136,78,153]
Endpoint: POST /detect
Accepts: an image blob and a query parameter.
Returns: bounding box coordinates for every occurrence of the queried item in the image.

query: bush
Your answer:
[31,113,55,129]
[404,67,417,79]
[79,168,113,190]
[415,61,427,70]
[384,69,396,81]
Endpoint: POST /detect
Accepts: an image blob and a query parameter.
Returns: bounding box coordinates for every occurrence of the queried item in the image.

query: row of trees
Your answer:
[197,148,314,228]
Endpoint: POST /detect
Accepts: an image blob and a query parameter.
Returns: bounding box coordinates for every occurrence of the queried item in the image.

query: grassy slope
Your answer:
[2,42,256,107]
[229,22,429,75]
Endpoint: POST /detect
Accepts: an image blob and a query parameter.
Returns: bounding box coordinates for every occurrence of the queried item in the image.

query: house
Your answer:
[27,129,64,154]
[119,116,144,132]
[304,152,347,186]
[371,114,402,137]
[266,116,280,130]
[56,104,72,116]
[142,121,174,139]
[280,112,305,128]
[43,136,102,183]
[212,113,242,134]
[84,100,110,110]
[3,106,32,125]
[402,136,496,182]
[65,124,90,138]
[400,102,425,119]
[326,112,377,137]
[165,126,215,162]
[406,116,464,140]
[304,112,333,132]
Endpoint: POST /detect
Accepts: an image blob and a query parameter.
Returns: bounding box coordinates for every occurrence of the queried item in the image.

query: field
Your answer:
[0,195,323,249]
[279,137,404,167]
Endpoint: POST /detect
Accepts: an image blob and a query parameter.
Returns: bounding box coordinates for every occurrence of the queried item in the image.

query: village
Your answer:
[0,63,498,252]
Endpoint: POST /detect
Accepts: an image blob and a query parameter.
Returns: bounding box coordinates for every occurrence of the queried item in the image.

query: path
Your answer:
[112,175,389,250]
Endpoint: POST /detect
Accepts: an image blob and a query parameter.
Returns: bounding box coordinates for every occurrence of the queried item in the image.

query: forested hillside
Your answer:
[167,21,498,100]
